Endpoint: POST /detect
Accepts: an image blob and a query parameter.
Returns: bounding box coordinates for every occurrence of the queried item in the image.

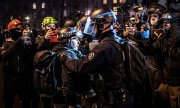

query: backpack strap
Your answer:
[105,40,138,91]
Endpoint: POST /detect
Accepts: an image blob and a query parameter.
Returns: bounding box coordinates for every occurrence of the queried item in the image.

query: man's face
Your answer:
[150,14,159,26]
[45,23,56,30]
[126,26,135,36]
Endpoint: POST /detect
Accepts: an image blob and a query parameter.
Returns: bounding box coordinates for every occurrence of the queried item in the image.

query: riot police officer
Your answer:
[59,7,152,108]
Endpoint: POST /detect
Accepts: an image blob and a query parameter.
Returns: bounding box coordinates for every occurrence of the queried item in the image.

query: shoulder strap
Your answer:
[105,40,131,87]
[106,40,139,90]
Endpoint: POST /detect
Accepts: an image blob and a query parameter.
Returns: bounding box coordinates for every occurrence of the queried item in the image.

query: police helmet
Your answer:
[91,7,117,26]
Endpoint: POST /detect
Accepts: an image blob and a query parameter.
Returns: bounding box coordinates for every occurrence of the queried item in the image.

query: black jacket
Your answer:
[53,44,80,105]
[1,37,34,81]
[61,31,123,87]
[60,30,152,107]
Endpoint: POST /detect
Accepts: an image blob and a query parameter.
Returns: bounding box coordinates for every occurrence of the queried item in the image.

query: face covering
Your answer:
[10,29,22,40]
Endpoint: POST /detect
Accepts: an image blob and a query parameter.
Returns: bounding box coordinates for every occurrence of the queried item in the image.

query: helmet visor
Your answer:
[83,17,95,36]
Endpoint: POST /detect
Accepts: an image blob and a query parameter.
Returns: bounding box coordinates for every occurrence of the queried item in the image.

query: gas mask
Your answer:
[150,14,159,26]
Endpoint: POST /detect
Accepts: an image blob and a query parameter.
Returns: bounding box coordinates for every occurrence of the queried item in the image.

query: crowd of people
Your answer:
[0,0,180,108]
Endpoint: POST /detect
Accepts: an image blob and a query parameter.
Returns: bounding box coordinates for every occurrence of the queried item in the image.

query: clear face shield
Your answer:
[83,16,96,37]
[83,11,117,38]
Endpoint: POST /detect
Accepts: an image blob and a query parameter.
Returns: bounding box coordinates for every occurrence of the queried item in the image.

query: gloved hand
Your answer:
[15,37,32,47]
[21,37,32,46]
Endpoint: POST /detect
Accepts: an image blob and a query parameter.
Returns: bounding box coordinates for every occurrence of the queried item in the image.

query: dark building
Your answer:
[0,0,103,29]
[1,0,133,29]
[0,0,178,29]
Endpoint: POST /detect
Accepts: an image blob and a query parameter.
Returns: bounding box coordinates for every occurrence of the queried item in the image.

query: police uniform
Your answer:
[61,30,152,108]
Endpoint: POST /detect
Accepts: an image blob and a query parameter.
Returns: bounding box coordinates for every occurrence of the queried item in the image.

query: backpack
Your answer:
[163,38,180,85]
[122,42,152,106]
[33,50,58,98]
[108,40,152,106]
[122,42,148,89]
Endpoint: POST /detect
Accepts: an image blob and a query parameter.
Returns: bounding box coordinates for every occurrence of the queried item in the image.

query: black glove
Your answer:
[22,37,32,46]
[15,37,32,46]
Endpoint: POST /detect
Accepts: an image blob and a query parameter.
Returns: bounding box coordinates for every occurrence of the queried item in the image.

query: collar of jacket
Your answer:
[100,30,121,44]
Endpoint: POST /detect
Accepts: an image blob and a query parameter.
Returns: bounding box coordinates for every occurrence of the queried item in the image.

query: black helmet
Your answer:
[147,3,167,16]
[83,7,117,36]
[91,6,117,25]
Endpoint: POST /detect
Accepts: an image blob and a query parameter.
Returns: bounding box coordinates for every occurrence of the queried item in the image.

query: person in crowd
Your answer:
[144,3,177,108]
[144,3,167,91]
[0,19,33,108]
[35,16,59,51]
[34,16,60,108]
[152,6,180,108]
[53,27,85,108]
